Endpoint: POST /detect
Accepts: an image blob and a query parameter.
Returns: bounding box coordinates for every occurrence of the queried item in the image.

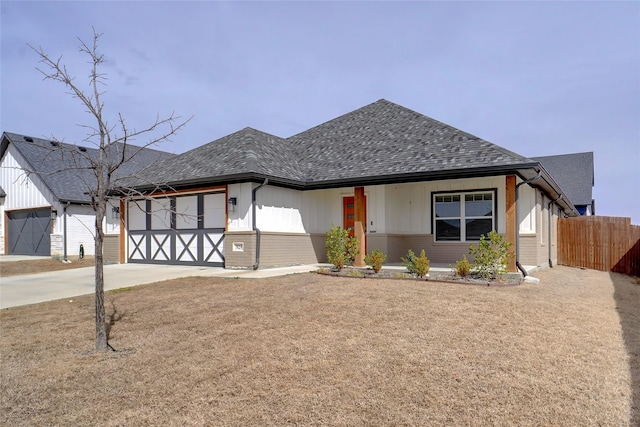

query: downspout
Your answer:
[548,194,562,268]
[252,178,269,270]
[63,201,70,262]
[515,171,541,277]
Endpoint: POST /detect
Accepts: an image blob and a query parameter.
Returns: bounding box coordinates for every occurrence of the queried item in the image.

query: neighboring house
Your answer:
[0,132,175,260]
[533,152,595,216]
[121,99,582,272]
[0,184,5,254]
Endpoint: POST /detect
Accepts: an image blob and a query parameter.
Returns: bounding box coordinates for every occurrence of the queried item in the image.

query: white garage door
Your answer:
[127,192,225,267]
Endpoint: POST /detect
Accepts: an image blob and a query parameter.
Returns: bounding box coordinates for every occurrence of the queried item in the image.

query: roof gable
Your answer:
[1,132,176,203]
[140,99,538,190]
[532,152,594,206]
[134,127,305,188]
[287,99,534,182]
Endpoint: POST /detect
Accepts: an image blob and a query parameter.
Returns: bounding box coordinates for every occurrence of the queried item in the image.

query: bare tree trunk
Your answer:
[29,29,190,352]
[94,205,107,351]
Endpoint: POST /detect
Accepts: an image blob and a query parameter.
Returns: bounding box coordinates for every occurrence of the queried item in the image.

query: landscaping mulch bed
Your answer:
[1,266,637,425]
[317,266,522,286]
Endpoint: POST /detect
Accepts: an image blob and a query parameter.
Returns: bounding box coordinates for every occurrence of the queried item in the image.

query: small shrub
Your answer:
[453,255,472,278]
[402,249,430,278]
[469,231,513,279]
[401,249,418,274]
[413,250,430,278]
[325,224,359,270]
[345,236,360,266]
[364,248,387,273]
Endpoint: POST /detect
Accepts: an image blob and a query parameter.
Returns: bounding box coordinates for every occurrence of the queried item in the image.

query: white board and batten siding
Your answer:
[238,176,512,236]
[1,146,53,211]
[1,145,123,257]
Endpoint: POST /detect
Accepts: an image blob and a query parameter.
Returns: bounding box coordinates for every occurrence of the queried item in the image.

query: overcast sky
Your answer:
[1,1,639,222]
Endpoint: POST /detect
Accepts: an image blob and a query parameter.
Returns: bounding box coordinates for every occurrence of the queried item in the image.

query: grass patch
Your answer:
[0,256,95,277]
[109,286,136,294]
[1,267,637,425]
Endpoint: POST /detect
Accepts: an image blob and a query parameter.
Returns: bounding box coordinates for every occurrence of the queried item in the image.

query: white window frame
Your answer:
[433,189,497,242]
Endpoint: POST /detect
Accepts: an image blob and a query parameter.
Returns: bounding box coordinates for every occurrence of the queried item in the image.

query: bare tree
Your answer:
[29,29,190,351]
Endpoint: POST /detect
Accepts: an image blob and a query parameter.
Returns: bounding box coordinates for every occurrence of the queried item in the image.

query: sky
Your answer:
[1,1,639,223]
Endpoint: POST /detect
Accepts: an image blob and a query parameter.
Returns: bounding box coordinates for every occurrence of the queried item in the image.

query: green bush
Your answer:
[325,224,360,270]
[364,248,387,273]
[401,249,418,274]
[469,231,513,279]
[413,250,430,278]
[402,249,430,278]
[453,255,472,278]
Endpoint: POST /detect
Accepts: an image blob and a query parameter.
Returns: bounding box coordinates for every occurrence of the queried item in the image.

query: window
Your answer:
[434,191,495,241]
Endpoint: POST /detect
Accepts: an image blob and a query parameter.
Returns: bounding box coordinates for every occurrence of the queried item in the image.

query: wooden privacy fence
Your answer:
[558,216,640,276]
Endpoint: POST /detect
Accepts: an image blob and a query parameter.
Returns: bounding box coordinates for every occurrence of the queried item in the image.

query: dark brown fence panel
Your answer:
[558,216,640,276]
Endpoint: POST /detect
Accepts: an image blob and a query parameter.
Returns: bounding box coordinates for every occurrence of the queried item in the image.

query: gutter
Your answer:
[251,178,269,270]
[63,201,70,262]
[123,164,541,194]
[547,194,562,268]
[515,171,541,277]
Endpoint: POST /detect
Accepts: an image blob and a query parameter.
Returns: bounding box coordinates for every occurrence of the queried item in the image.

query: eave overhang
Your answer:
[116,161,579,217]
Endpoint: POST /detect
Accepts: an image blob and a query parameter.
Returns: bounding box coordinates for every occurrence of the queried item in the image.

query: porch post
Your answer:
[505,175,517,272]
[354,186,366,267]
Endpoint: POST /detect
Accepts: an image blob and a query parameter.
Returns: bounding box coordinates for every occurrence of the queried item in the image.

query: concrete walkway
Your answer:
[0,263,326,309]
[0,260,534,310]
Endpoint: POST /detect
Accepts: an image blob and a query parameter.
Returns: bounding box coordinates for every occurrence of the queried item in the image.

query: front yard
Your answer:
[1,266,638,425]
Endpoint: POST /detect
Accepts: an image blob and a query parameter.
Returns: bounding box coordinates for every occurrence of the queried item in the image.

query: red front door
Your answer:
[343,196,366,237]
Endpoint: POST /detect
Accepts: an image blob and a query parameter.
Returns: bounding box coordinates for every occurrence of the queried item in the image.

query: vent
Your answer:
[78,146,87,152]
[23,136,33,142]
[50,141,59,147]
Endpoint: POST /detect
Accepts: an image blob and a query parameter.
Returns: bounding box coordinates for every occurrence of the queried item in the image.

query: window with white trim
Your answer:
[434,191,495,241]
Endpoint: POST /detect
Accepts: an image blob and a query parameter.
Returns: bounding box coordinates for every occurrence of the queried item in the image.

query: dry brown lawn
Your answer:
[1,266,638,426]
[0,256,95,277]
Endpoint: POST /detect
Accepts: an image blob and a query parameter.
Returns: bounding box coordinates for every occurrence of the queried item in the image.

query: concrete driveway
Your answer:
[0,263,324,309]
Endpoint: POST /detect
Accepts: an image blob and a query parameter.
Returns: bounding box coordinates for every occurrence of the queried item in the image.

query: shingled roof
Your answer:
[136,99,541,191]
[288,99,536,184]
[532,152,594,207]
[1,132,176,204]
[136,127,305,188]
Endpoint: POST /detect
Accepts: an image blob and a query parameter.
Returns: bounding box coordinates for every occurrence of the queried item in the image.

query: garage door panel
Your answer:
[7,208,51,256]
[204,232,224,263]
[150,233,171,261]
[176,232,197,262]
[128,191,226,267]
[128,234,147,260]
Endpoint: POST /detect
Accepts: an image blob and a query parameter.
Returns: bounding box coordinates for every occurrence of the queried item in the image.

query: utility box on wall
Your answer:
[103,235,120,264]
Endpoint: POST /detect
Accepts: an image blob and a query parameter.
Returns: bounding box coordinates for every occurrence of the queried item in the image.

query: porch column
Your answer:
[505,175,517,272]
[354,186,366,267]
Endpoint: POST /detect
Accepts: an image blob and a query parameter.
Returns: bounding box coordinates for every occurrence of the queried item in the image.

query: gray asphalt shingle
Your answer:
[2,132,176,203]
[138,99,537,189]
[288,99,534,182]
[137,127,305,186]
[533,152,594,207]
